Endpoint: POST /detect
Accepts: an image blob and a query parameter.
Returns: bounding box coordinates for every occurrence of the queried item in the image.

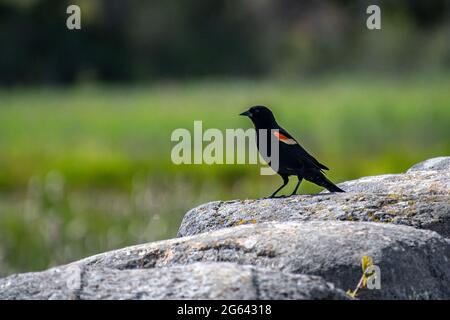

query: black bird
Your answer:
[240,105,344,197]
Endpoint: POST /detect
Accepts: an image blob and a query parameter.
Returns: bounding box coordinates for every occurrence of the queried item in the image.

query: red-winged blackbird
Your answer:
[240,105,344,197]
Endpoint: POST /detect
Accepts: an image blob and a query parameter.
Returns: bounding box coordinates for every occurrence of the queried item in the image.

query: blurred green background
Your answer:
[0,0,449,276]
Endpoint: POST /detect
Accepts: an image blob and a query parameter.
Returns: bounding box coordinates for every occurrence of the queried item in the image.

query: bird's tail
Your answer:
[309,173,345,193]
[324,181,345,193]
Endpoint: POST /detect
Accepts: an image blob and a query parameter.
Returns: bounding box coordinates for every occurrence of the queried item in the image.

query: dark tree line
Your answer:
[0,0,448,85]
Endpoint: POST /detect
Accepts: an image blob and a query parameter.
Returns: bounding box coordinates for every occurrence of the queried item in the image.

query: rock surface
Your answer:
[178,157,450,238]
[2,220,450,299]
[407,157,450,173]
[76,221,450,299]
[0,262,346,300]
[178,193,450,238]
[1,157,449,300]
[338,168,449,195]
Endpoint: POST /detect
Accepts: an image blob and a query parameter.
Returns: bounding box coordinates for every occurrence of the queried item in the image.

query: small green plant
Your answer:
[347,255,376,298]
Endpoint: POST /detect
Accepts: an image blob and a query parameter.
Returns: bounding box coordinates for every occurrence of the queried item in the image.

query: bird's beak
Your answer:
[239,110,251,117]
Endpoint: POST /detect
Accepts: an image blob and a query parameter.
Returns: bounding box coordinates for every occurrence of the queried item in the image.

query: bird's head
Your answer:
[240,105,276,127]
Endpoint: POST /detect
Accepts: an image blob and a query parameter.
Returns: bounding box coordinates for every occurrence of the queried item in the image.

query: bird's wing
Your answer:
[274,127,330,171]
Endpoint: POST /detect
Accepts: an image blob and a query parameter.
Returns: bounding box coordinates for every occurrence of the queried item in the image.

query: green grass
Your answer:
[0,75,449,275]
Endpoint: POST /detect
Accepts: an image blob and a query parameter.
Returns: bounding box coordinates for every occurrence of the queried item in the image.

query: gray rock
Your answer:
[178,157,450,238]
[338,171,449,195]
[76,221,450,299]
[408,157,450,173]
[338,156,450,195]
[0,262,347,300]
[178,193,450,238]
[0,265,81,300]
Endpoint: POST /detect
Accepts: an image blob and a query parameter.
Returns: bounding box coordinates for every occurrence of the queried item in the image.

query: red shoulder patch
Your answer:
[273,131,297,145]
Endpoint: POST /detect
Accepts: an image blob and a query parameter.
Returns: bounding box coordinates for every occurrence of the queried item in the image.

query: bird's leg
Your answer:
[269,176,289,198]
[290,176,303,196]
